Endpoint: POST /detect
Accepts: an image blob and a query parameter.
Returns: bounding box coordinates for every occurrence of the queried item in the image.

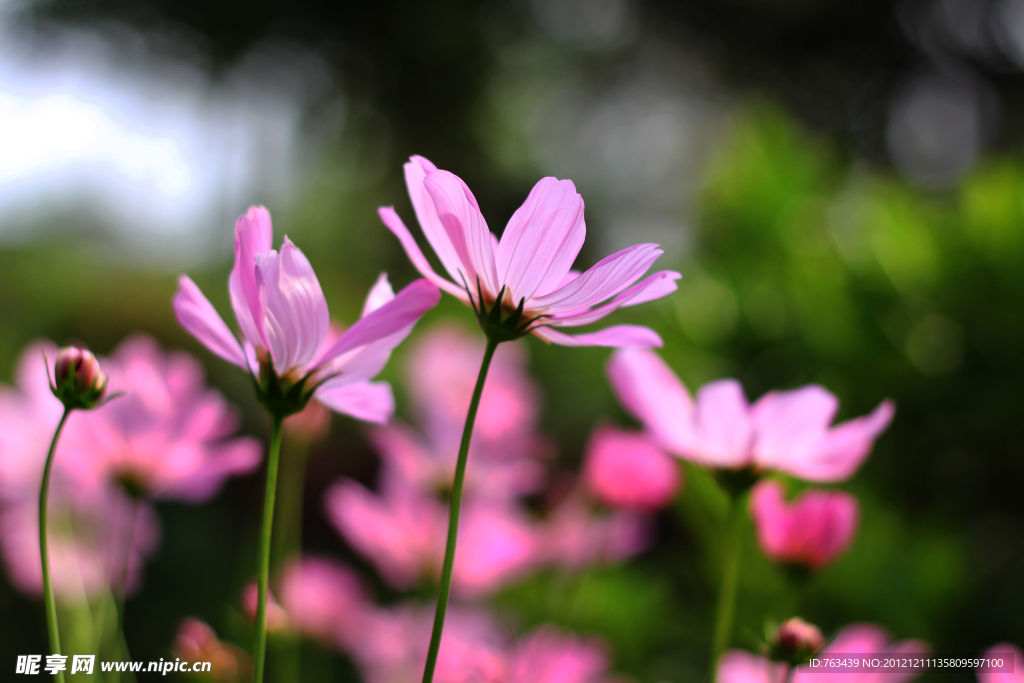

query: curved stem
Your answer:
[253,415,283,683]
[421,336,499,683]
[710,491,745,682]
[40,407,70,683]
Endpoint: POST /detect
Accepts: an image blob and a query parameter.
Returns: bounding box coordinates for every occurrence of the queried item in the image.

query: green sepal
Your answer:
[463,276,549,344]
[46,352,109,411]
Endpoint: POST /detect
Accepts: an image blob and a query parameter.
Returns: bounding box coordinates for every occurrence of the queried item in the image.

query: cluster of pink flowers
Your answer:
[0,336,259,599]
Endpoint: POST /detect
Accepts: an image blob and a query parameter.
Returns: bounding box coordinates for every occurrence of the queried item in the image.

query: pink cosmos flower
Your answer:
[505,626,610,683]
[278,556,371,649]
[608,348,895,482]
[582,426,681,510]
[0,492,159,600]
[173,206,440,423]
[719,624,928,683]
[58,335,261,502]
[749,480,858,570]
[379,156,680,347]
[325,476,537,598]
[977,644,1023,683]
[536,492,651,571]
[174,618,250,682]
[241,582,291,634]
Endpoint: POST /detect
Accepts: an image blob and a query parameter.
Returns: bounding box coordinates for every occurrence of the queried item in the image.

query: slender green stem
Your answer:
[421,336,500,683]
[253,415,284,683]
[113,498,140,675]
[40,407,70,683]
[710,491,745,682]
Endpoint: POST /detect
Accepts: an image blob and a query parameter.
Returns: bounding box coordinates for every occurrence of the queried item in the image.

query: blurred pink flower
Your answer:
[608,349,895,482]
[174,618,250,682]
[278,556,371,648]
[0,340,66,503]
[325,476,537,598]
[0,491,159,600]
[241,582,290,634]
[977,644,1023,683]
[717,650,789,683]
[59,335,261,502]
[749,480,858,570]
[791,623,928,683]
[582,426,681,510]
[379,155,679,347]
[405,324,541,455]
[537,492,651,571]
[505,626,610,683]
[720,624,928,683]
[350,604,507,683]
[174,206,439,423]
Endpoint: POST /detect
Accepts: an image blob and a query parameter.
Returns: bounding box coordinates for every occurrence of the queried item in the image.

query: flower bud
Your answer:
[769,617,825,665]
[52,346,108,409]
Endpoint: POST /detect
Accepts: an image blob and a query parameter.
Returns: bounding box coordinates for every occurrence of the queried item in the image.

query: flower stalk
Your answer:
[421,335,499,683]
[39,407,70,683]
[252,414,284,683]
[709,489,746,682]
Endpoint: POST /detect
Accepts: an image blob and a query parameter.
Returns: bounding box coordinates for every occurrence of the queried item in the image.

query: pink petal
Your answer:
[507,626,609,683]
[547,270,680,327]
[404,156,474,287]
[423,170,499,297]
[717,651,790,683]
[362,273,396,317]
[316,381,395,425]
[172,276,246,368]
[228,206,272,349]
[532,324,663,348]
[254,238,330,374]
[377,206,468,300]
[692,380,754,468]
[782,400,895,483]
[495,177,586,302]
[156,437,262,502]
[749,480,790,559]
[978,644,1024,683]
[582,426,681,510]
[607,348,696,456]
[528,243,662,313]
[315,279,440,367]
[751,385,839,471]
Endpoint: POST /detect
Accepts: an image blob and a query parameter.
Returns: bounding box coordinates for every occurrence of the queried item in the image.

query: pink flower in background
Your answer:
[379,155,680,347]
[58,335,260,501]
[505,626,610,683]
[0,492,159,600]
[977,644,1023,683]
[537,492,651,571]
[790,623,928,683]
[405,324,542,458]
[241,582,290,634]
[174,618,250,682]
[325,477,537,598]
[0,340,66,502]
[279,556,371,649]
[719,624,928,683]
[608,348,895,482]
[717,650,789,683]
[582,426,681,510]
[749,481,859,570]
[173,205,440,423]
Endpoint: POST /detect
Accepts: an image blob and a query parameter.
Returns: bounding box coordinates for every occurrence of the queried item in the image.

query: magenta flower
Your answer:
[582,425,681,510]
[977,644,1023,683]
[173,205,440,423]
[379,156,680,347]
[173,618,250,681]
[278,556,371,649]
[536,492,651,571]
[608,348,895,482]
[717,650,789,683]
[57,335,261,502]
[749,480,858,570]
[505,626,610,683]
[0,492,159,600]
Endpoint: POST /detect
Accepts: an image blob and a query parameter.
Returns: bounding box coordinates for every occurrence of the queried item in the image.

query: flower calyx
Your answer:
[250,351,333,420]
[464,276,548,344]
[48,346,110,410]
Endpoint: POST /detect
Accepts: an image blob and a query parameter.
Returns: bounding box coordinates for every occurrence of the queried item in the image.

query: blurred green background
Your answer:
[1,0,1023,680]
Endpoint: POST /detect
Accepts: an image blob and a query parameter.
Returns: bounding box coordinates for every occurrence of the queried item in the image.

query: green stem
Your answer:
[710,491,745,682]
[113,498,140,678]
[253,415,284,683]
[40,407,70,683]
[421,336,499,683]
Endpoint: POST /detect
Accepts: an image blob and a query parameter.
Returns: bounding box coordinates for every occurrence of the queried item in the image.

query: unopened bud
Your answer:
[769,617,824,664]
[52,346,108,410]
